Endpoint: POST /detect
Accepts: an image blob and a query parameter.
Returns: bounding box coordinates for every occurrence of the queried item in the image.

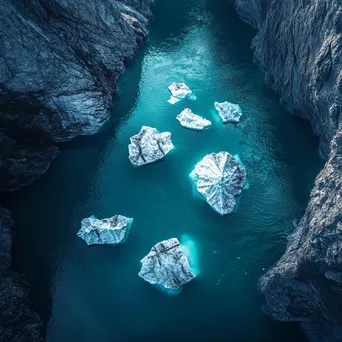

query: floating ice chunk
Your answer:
[138,238,196,295]
[176,108,211,131]
[168,96,181,104]
[128,126,174,166]
[168,82,193,104]
[214,101,242,123]
[190,152,246,215]
[168,82,192,99]
[77,215,133,246]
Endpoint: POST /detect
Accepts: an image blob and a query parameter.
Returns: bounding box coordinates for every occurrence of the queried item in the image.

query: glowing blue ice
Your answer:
[138,238,197,295]
[180,234,200,276]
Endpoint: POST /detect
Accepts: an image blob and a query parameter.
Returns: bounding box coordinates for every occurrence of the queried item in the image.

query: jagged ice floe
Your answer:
[176,108,211,131]
[168,82,195,104]
[128,126,174,166]
[190,152,246,215]
[138,238,196,295]
[77,215,133,246]
[214,101,242,123]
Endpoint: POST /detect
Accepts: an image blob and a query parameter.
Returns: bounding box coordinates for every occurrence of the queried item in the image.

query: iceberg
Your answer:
[176,108,211,131]
[214,101,242,123]
[77,215,133,246]
[138,238,196,294]
[128,126,174,166]
[168,82,192,104]
[190,152,246,215]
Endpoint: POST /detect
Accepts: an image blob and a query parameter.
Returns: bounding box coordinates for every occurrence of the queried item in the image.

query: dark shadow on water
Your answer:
[1,44,147,325]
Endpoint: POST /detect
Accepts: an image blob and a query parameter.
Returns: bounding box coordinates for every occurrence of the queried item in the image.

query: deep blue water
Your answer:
[3,1,323,341]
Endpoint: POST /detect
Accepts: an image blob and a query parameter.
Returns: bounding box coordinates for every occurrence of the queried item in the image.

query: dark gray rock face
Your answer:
[0,207,43,341]
[0,0,153,188]
[1,0,152,142]
[231,0,342,340]
[0,0,153,340]
[0,133,58,192]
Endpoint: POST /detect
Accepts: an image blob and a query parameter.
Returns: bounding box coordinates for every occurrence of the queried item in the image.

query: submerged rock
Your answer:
[214,101,242,123]
[78,215,133,246]
[138,238,196,294]
[168,82,192,104]
[128,126,174,166]
[191,152,246,215]
[176,108,211,131]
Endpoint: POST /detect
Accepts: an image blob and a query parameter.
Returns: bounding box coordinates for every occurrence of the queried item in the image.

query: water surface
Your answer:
[4,1,323,341]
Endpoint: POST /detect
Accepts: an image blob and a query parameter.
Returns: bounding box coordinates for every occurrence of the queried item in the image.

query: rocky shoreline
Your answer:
[232,0,342,340]
[0,0,153,340]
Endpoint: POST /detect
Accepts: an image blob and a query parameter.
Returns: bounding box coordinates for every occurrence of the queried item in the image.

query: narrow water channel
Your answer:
[4,1,323,341]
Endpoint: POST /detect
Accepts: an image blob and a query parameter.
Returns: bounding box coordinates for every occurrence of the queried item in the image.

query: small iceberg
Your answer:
[138,238,196,295]
[176,108,211,131]
[128,126,174,166]
[168,82,193,104]
[77,215,133,246]
[214,101,242,123]
[190,152,246,215]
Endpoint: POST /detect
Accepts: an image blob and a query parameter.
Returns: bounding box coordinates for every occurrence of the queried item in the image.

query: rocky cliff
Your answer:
[232,0,342,340]
[0,0,153,340]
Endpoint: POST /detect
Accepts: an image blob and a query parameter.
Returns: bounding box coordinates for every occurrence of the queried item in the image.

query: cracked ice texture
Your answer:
[77,215,133,246]
[138,238,196,293]
[214,101,242,123]
[128,126,174,166]
[191,152,246,215]
[168,82,192,104]
[176,108,211,131]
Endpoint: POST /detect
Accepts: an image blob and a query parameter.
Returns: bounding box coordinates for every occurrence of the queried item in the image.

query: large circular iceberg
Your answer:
[138,238,196,295]
[190,152,246,215]
[128,126,174,166]
[77,215,133,246]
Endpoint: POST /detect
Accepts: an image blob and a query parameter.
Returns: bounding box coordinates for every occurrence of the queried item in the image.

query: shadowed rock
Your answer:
[176,108,212,131]
[128,126,174,166]
[214,101,242,123]
[138,238,196,294]
[0,207,43,341]
[191,152,246,215]
[78,215,133,246]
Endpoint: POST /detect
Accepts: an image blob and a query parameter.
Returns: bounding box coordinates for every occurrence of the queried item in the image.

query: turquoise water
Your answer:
[3,1,324,341]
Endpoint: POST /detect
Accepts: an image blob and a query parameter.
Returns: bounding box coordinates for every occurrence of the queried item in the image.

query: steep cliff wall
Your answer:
[232,0,342,340]
[0,207,43,341]
[0,0,153,340]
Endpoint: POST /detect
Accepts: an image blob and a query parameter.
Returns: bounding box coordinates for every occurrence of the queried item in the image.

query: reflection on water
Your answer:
[4,0,323,341]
